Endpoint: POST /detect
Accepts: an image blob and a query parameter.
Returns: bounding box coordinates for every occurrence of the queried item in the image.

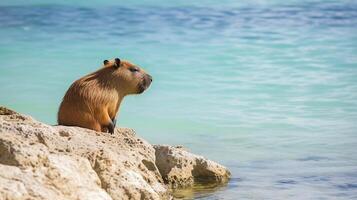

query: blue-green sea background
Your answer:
[1,0,357,199]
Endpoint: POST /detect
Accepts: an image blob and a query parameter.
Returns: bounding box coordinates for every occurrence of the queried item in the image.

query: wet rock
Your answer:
[154,145,231,188]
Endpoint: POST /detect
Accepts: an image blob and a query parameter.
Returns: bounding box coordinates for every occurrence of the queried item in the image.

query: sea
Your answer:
[0,0,357,199]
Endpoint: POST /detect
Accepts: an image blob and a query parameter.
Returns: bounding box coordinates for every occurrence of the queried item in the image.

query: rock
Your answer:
[153,145,231,188]
[0,106,230,200]
[0,107,168,200]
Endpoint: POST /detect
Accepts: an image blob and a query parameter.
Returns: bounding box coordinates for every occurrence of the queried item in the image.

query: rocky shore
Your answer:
[0,107,230,200]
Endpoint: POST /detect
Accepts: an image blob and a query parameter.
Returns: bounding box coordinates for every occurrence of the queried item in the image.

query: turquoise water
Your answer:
[1,0,357,199]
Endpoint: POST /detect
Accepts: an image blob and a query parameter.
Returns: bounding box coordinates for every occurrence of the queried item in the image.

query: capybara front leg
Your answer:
[108,120,115,134]
[112,118,117,129]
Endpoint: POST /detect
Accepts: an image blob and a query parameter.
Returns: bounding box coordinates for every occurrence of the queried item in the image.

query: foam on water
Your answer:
[1,1,357,199]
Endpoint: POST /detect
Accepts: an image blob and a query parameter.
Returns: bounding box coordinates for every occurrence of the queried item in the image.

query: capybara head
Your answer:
[102,58,152,94]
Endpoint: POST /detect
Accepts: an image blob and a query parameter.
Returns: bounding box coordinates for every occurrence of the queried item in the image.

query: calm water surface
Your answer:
[1,0,357,199]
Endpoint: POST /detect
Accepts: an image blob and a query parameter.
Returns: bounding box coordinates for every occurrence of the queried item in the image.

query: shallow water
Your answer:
[1,0,357,199]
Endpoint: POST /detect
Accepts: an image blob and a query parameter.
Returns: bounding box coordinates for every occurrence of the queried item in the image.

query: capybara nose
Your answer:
[148,74,153,82]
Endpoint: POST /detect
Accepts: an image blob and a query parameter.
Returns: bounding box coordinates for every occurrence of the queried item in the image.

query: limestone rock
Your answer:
[0,106,230,200]
[153,145,231,188]
[0,106,169,200]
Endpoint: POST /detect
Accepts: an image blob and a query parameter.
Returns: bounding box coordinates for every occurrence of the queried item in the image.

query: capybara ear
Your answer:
[114,58,121,69]
[103,60,109,65]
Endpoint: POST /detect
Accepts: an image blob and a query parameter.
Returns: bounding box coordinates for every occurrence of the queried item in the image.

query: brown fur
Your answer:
[57,58,152,133]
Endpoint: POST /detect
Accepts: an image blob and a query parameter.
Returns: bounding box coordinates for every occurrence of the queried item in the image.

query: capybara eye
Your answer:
[129,67,139,73]
[103,60,109,65]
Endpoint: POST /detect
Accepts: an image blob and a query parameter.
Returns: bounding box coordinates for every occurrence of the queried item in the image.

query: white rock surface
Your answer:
[0,107,230,200]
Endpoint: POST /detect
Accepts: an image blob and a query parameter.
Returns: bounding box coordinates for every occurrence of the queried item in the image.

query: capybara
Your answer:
[58,58,152,134]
